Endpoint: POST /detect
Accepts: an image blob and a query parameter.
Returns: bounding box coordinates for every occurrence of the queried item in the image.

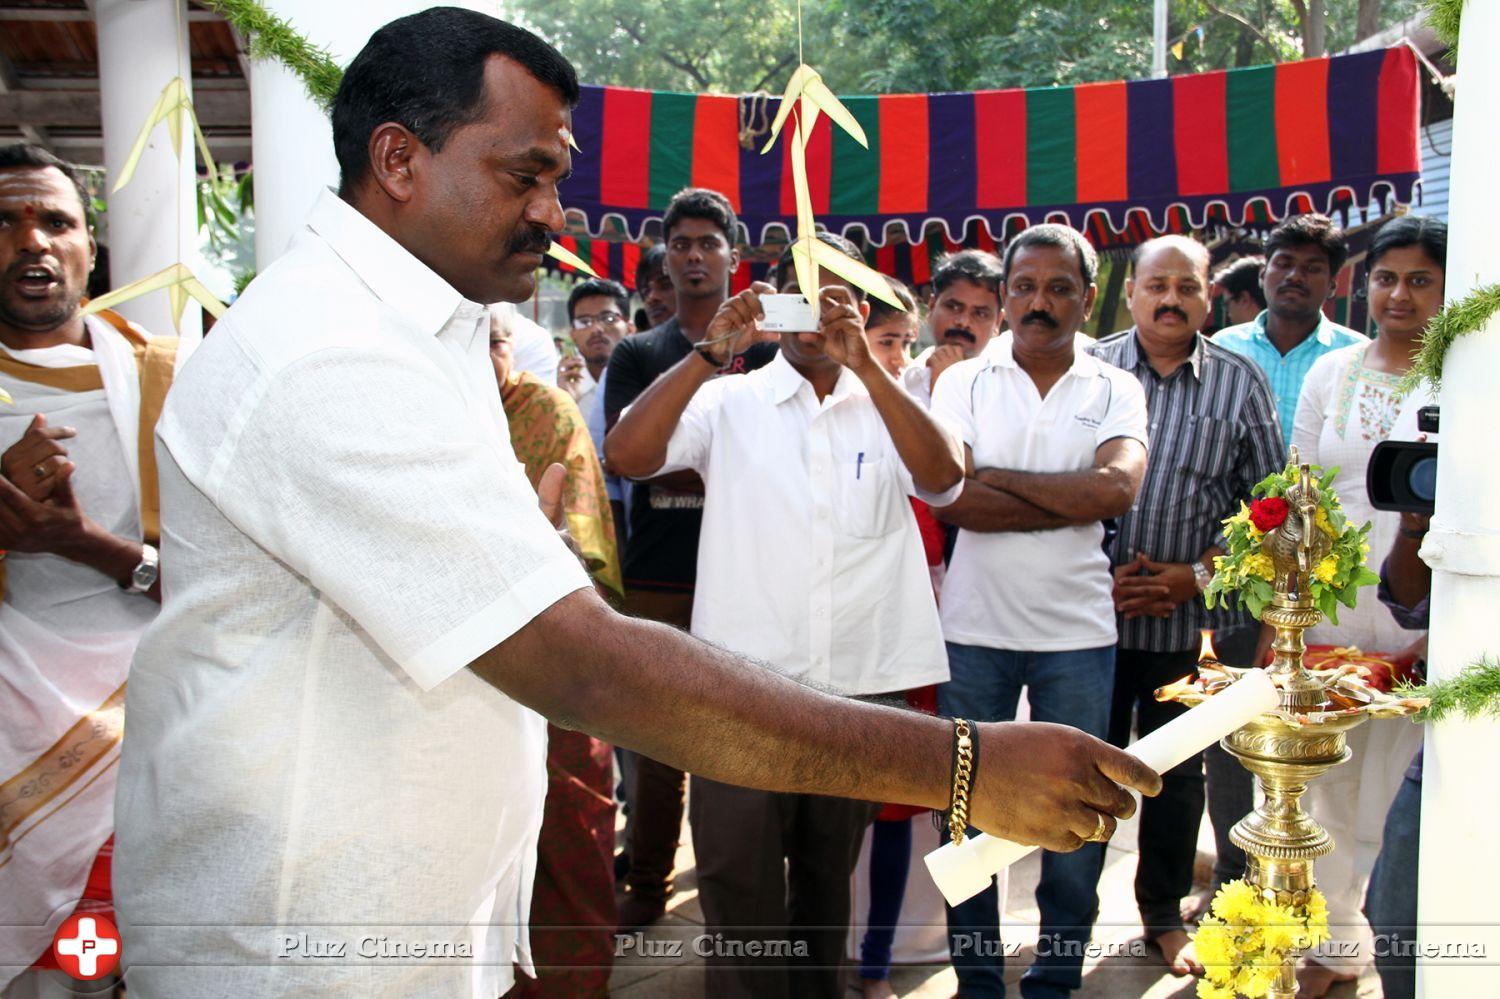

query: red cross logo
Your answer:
[52,913,121,980]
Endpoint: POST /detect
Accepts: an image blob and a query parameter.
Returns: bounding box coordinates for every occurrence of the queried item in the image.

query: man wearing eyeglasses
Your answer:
[559,277,631,417]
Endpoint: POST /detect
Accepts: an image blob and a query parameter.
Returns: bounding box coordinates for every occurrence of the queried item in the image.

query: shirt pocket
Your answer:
[832,453,905,539]
[1181,414,1237,479]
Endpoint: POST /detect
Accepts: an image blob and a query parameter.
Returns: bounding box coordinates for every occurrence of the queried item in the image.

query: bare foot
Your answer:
[1181,893,1211,925]
[1148,929,1204,976]
[860,977,896,999]
[1294,960,1358,998]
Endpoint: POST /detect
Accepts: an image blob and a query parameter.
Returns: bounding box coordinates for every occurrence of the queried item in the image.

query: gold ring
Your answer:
[1087,813,1109,843]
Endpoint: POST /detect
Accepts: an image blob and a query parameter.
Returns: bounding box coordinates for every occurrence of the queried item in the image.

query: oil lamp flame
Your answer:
[1157,674,1199,702]
[1198,629,1218,664]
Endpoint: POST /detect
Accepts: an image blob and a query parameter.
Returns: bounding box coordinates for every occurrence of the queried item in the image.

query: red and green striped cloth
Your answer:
[562,47,1420,247]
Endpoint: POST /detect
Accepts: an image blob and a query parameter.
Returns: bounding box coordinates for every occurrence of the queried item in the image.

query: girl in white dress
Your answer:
[1290,215,1446,998]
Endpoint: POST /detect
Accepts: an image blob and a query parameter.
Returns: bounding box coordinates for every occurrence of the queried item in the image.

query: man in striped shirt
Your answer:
[1212,214,1365,446]
[1090,236,1285,976]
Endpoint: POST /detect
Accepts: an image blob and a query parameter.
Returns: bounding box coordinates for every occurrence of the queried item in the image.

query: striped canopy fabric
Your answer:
[562,47,1421,247]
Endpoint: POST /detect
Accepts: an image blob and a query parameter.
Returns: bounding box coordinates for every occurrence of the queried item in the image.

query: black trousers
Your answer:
[689,774,879,999]
[1108,645,1204,937]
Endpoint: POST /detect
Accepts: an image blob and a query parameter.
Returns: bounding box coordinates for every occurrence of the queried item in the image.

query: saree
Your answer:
[501,372,620,997]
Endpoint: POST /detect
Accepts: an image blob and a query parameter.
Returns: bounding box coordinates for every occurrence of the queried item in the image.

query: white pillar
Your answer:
[1416,2,1500,995]
[95,0,201,342]
[1151,0,1169,79]
[248,1,498,268]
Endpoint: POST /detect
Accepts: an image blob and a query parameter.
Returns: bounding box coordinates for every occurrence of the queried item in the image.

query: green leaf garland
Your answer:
[199,0,343,111]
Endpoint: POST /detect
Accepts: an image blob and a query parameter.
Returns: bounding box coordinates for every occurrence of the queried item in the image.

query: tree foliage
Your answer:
[505,0,1426,94]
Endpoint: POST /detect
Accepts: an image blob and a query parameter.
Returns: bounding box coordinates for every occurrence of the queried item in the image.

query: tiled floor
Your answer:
[606,802,1379,998]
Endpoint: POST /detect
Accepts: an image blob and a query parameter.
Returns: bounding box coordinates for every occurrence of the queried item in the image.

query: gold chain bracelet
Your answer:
[948,718,975,845]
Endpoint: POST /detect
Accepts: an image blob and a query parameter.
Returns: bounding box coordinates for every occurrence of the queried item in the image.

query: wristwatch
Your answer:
[126,543,160,594]
[1192,559,1213,593]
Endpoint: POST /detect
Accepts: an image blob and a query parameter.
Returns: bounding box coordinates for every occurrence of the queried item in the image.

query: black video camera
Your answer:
[1367,406,1439,515]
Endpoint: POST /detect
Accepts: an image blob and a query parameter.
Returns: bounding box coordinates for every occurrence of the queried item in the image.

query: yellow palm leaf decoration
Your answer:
[111,77,218,193]
[545,241,599,277]
[82,263,227,332]
[762,63,904,312]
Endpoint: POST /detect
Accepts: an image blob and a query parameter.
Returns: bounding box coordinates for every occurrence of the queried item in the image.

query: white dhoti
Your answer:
[0,317,165,989]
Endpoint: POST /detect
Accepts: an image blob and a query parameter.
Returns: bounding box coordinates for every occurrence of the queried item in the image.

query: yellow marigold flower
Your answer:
[1193,919,1238,980]
[1303,890,1331,946]
[1230,501,1252,526]
[1236,963,1278,998]
[1211,879,1262,924]
[1315,506,1337,538]
[1261,909,1299,953]
[1241,552,1275,582]
[1249,522,1264,539]
[1313,556,1338,585]
[1197,979,1237,999]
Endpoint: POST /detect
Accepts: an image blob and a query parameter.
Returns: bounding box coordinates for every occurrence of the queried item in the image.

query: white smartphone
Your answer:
[759,293,820,333]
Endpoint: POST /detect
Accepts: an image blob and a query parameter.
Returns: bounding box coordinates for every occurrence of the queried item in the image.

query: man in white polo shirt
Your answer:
[607,233,963,997]
[111,15,1161,999]
[930,223,1150,999]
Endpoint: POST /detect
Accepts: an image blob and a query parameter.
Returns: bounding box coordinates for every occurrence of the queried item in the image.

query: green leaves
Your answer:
[1399,282,1500,396]
[1398,657,1500,723]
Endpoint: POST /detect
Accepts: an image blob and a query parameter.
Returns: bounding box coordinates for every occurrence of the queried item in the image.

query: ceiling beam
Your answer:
[0,88,250,129]
[0,6,217,21]
[0,44,51,148]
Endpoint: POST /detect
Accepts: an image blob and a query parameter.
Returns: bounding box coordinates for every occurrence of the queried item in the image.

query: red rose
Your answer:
[1249,497,1290,533]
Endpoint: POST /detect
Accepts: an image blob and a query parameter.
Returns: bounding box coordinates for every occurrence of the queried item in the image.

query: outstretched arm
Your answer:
[472,586,1161,850]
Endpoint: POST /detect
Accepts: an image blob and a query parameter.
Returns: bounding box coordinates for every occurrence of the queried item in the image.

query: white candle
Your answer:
[924,669,1279,907]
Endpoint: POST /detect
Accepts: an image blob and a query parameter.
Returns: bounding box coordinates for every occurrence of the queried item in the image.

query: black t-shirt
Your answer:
[604,317,777,592]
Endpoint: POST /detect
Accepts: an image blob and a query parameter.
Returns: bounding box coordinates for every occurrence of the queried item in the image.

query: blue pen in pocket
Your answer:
[856,452,864,479]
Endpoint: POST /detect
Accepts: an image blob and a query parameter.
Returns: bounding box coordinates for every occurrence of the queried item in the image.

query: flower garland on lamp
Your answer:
[1205,462,1381,623]
[1194,880,1331,999]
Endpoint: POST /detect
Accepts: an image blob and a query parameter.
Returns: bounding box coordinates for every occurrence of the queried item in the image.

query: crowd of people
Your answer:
[0,8,1447,999]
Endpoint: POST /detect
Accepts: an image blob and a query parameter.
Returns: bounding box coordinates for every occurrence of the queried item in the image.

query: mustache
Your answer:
[941,328,976,344]
[1020,310,1058,328]
[508,226,552,255]
[1154,305,1189,323]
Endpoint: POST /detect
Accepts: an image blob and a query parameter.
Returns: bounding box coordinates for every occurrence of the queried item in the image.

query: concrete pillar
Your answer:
[1416,2,1500,994]
[95,0,201,342]
[248,1,497,268]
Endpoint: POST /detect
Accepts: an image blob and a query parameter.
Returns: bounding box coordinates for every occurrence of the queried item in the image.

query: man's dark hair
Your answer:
[567,277,630,319]
[1213,256,1267,308]
[1368,215,1447,272]
[661,187,738,244]
[932,249,1003,299]
[1002,223,1099,286]
[635,243,667,287]
[0,142,90,218]
[868,277,917,326]
[772,232,867,300]
[332,8,579,194]
[1264,213,1348,276]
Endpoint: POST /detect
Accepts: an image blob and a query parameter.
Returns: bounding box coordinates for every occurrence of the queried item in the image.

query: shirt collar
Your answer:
[1125,328,1206,379]
[305,188,477,338]
[766,349,868,406]
[1251,309,1335,351]
[985,329,1103,378]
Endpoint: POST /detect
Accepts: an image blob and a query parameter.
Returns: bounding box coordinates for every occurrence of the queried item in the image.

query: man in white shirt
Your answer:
[606,233,963,996]
[902,249,1004,407]
[0,144,170,995]
[495,302,561,385]
[111,13,1161,998]
[929,223,1150,999]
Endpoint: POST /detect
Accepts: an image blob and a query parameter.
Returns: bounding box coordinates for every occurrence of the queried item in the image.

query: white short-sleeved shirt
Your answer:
[645,351,961,695]
[112,190,593,999]
[930,332,1149,651]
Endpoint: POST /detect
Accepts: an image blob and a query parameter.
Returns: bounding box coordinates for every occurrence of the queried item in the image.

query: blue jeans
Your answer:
[937,642,1116,999]
[859,817,913,981]
[1365,748,1423,999]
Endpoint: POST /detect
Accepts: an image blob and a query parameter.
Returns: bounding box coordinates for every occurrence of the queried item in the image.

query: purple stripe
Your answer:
[563,86,605,222]
[927,92,977,218]
[1126,77,1176,201]
[1327,49,1384,182]
[738,94,786,224]
[608,241,625,283]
